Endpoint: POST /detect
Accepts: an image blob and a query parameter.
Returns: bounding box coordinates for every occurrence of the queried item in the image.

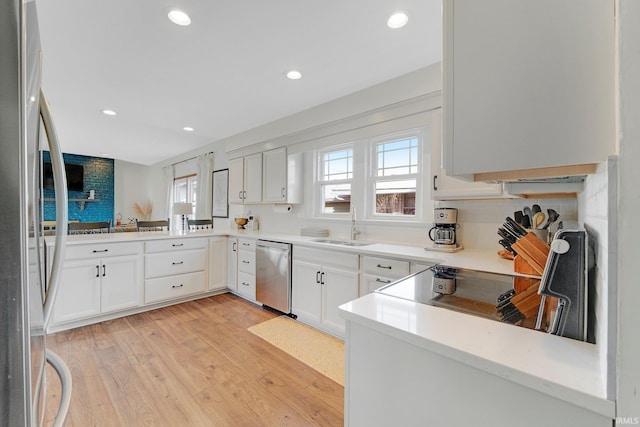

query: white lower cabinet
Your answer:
[227,237,238,291]
[144,238,207,304]
[209,236,227,291]
[292,247,359,337]
[145,271,206,304]
[52,242,143,325]
[360,255,410,295]
[236,238,256,300]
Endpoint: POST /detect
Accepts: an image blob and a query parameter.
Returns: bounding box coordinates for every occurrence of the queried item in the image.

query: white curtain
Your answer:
[162,164,175,226]
[195,152,215,219]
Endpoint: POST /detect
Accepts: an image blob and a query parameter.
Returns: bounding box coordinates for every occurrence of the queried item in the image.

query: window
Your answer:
[174,174,197,215]
[371,136,419,217]
[314,128,424,221]
[318,146,353,214]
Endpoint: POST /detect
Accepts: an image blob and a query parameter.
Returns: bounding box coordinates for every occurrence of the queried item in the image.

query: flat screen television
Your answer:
[42,162,84,192]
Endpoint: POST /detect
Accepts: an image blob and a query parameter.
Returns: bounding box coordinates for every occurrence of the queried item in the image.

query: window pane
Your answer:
[376,137,418,177]
[323,149,352,181]
[374,179,416,216]
[174,178,187,203]
[322,183,351,214]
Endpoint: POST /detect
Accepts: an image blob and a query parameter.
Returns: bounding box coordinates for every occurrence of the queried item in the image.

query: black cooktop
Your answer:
[375,265,539,329]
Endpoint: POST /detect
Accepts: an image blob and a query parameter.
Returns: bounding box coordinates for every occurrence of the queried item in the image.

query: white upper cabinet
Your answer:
[262,148,303,204]
[430,109,504,199]
[229,153,262,204]
[443,0,615,180]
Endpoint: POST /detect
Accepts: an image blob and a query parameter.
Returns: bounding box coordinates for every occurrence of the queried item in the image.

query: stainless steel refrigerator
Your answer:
[1,0,72,425]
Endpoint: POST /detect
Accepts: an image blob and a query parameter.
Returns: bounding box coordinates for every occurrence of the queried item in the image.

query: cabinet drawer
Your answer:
[238,250,255,274]
[145,249,206,279]
[144,238,206,253]
[238,239,256,251]
[362,256,409,278]
[295,247,358,270]
[65,242,142,260]
[236,271,256,300]
[144,271,206,304]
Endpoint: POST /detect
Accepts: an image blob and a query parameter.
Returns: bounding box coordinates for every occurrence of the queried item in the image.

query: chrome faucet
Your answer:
[351,207,361,240]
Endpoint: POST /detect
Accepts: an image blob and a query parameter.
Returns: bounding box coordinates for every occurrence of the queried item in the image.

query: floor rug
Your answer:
[248,316,344,386]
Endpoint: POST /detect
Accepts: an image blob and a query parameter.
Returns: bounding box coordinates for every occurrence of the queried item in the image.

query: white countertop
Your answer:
[54,228,614,416]
[54,228,523,275]
[339,292,615,419]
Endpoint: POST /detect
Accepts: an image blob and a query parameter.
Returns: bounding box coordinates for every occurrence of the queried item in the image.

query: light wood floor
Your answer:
[44,293,344,426]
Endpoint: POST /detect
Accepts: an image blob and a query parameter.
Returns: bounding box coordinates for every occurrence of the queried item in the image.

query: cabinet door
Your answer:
[227,238,238,290]
[101,255,143,313]
[322,265,359,337]
[243,153,262,203]
[292,259,322,326]
[53,259,101,323]
[262,147,287,202]
[209,237,228,291]
[430,109,503,199]
[443,0,614,176]
[228,157,245,203]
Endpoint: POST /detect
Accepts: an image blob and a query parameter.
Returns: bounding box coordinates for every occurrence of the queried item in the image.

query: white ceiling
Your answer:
[36,0,442,165]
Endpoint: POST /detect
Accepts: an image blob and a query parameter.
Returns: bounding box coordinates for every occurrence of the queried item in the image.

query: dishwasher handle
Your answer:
[256,240,291,252]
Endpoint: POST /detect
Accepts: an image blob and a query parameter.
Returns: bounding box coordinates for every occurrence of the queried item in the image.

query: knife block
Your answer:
[511,233,550,275]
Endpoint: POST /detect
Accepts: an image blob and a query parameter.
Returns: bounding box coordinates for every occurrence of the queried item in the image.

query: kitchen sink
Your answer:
[312,239,373,247]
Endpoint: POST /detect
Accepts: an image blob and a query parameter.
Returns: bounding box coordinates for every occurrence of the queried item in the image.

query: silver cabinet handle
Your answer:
[242,242,250,246]
[316,271,321,284]
[102,264,106,277]
[281,187,286,199]
[92,249,109,253]
[433,174,438,191]
[172,261,184,265]
[172,243,184,247]
[242,260,250,264]
[95,265,100,278]
[377,264,392,270]
[376,278,392,284]
[233,242,237,252]
[320,272,325,285]
[172,284,184,289]
[241,282,250,287]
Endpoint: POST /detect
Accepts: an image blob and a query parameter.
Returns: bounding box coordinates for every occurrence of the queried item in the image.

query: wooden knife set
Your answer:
[496,217,553,326]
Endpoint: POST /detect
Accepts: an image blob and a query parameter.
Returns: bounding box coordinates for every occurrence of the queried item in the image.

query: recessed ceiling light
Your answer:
[183,126,194,132]
[286,70,302,80]
[168,9,191,26]
[102,109,117,116]
[387,12,409,29]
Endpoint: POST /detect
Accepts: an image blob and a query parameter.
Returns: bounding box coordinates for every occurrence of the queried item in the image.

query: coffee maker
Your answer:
[428,207,462,252]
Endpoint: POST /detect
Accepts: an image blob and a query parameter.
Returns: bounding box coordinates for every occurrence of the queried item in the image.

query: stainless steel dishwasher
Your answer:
[256,240,293,315]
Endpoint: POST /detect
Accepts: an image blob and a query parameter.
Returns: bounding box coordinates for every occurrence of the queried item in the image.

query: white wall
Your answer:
[616,0,640,418]
[579,159,615,399]
[113,159,151,224]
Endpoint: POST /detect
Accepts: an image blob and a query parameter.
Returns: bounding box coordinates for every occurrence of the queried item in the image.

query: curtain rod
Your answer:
[170,151,214,167]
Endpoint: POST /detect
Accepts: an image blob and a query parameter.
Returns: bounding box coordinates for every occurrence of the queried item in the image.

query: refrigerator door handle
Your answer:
[46,349,72,427]
[40,88,69,328]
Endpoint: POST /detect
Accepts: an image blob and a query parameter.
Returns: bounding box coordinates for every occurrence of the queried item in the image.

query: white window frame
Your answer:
[312,127,425,222]
[315,143,354,217]
[367,129,423,221]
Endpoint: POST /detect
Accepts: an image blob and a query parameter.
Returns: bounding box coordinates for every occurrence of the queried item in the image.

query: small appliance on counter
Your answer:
[427,207,463,252]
